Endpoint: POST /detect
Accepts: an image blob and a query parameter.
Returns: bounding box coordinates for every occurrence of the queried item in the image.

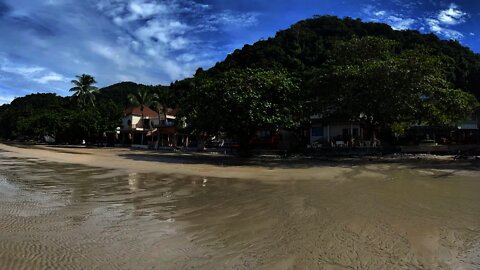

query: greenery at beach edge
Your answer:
[0,16,479,150]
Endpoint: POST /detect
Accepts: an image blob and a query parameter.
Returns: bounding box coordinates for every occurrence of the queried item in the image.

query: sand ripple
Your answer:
[0,155,479,269]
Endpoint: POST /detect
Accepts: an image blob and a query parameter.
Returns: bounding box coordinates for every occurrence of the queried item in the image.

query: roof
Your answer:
[124,106,158,118]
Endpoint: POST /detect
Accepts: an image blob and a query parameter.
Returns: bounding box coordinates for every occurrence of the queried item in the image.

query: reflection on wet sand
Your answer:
[0,156,479,269]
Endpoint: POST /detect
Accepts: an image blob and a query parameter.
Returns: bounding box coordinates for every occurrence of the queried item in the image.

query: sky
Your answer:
[0,0,479,104]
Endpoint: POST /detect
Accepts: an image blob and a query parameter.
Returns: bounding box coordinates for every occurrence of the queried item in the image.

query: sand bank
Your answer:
[0,143,351,181]
[1,143,478,180]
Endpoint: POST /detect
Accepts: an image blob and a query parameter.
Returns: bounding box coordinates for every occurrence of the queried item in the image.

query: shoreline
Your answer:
[1,143,479,180]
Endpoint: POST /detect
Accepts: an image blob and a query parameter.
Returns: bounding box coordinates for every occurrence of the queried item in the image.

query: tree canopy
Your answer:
[181,68,303,148]
[211,16,480,99]
[176,16,479,141]
[307,36,478,134]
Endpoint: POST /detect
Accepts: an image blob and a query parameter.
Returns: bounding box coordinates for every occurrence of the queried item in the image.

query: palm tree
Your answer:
[69,74,98,109]
[128,87,153,145]
[152,86,173,149]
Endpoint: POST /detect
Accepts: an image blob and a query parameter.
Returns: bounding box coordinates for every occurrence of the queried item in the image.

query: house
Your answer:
[400,107,480,146]
[309,106,480,149]
[120,106,176,148]
[454,107,480,144]
[309,114,373,147]
[146,109,180,148]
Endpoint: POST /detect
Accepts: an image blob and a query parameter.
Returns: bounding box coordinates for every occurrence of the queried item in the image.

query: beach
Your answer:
[1,143,479,181]
[1,143,480,269]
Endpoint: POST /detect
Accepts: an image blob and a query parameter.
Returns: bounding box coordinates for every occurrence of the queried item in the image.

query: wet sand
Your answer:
[1,144,480,269]
[0,143,356,181]
[0,143,479,181]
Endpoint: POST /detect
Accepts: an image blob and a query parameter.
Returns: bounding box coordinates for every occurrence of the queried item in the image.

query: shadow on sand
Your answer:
[118,151,480,173]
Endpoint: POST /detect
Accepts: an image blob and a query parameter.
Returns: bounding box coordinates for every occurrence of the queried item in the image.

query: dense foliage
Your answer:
[211,16,480,99]
[1,16,479,147]
[181,68,303,149]
[0,87,123,143]
[308,36,478,134]
[177,16,479,142]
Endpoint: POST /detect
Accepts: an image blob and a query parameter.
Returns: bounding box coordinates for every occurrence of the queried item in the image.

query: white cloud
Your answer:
[425,3,468,40]
[362,6,416,30]
[176,53,196,62]
[386,16,416,30]
[426,18,464,39]
[5,66,45,75]
[437,3,467,25]
[128,1,168,18]
[362,2,469,40]
[0,58,65,85]
[89,42,147,68]
[134,19,190,48]
[0,0,261,97]
[90,0,261,81]
[0,95,15,105]
[208,10,260,27]
[32,72,65,84]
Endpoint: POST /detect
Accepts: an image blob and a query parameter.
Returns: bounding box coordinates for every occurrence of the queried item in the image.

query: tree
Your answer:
[308,37,478,139]
[127,87,153,145]
[181,68,304,154]
[0,93,67,140]
[70,74,98,109]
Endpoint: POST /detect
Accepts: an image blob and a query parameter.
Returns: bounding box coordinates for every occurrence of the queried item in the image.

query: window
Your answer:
[312,127,323,137]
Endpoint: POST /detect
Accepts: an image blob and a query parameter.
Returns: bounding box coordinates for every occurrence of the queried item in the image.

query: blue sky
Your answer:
[0,0,479,104]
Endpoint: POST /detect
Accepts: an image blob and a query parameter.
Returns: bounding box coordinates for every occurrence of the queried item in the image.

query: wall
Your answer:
[122,115,143,129]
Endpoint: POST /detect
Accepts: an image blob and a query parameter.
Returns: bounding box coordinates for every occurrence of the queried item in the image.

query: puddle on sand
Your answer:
[0,155,479,269]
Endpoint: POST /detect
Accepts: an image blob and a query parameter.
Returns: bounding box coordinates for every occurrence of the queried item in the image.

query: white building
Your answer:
[120,106,176,147]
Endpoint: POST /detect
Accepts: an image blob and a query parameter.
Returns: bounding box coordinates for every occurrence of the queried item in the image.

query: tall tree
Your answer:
[182,68,304,154]
[128,87,153,145]
[69,74,98,109]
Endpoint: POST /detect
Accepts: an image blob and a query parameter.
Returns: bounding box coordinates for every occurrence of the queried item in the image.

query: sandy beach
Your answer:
[0,143,350,181]
[1,143,479,181]
[2,143,480,269]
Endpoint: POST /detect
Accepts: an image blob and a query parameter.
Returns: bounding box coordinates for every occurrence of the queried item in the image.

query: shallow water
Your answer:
[0,155,479,269]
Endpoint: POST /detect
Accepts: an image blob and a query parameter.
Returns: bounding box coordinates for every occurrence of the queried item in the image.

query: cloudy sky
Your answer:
[0,0,479,104]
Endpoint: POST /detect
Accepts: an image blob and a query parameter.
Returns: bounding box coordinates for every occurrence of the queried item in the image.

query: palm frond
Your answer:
[69,86,81,92]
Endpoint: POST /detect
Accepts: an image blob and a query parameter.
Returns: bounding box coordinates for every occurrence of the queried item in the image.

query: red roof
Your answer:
[125,106,158,118]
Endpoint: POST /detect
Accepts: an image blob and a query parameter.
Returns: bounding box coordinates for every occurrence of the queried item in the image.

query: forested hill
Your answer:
[208,16,480,98]
[96,82,149,106]
[1,16,479,144]
[178,15,479,145]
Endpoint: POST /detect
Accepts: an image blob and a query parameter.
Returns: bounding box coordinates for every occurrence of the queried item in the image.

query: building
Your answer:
[400,107,480,145]
[309,114,372,147]
[120,106,176,148]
